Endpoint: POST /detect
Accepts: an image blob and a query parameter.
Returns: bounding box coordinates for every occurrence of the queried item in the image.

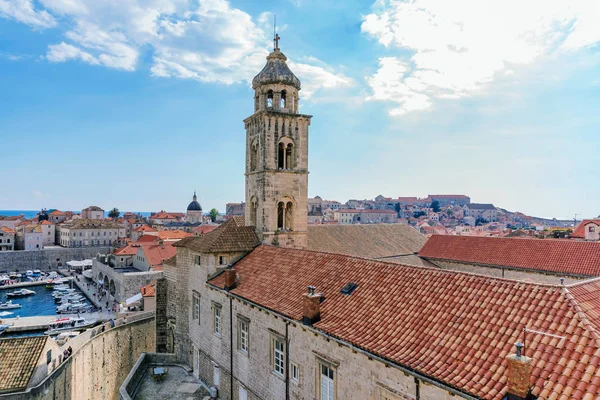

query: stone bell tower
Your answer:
[244,34,311,249]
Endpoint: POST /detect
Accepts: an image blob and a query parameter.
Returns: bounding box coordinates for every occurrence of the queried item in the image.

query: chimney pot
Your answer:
[302,286,321,325]
[506,342,532,400]
[224,268,237,291]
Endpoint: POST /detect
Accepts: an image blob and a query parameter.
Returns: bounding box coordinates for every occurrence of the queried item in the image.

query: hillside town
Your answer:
[0,27,599,400]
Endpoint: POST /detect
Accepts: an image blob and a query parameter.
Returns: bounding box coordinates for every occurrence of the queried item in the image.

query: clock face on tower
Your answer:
[244,35,311,249]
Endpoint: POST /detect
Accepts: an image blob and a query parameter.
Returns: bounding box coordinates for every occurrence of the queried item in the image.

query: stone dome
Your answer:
[187,192,202,211]
[252,49,301,90]
[187,200,202,211]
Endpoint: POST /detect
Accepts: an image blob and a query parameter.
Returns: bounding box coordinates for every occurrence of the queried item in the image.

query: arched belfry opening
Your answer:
[280,90,286,108]
[251,140,258,171]
[267,90,274,108]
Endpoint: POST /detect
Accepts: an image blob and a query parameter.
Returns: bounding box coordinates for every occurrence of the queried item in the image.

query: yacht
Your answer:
[0,300,22,310]
[32,269,41,277]
[44,317,96,335]
[25,270,33,277]
[7,288,35,297]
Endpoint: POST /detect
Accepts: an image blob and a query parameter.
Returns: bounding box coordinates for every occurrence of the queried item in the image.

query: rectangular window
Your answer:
[219,255,227,265]
[272,337,285,376]
[195,255,201,265]
[291,362,299,384]
[319,363,335,400]
[238,317,249,354]
[213,303,222,335]
[193,294,200,322]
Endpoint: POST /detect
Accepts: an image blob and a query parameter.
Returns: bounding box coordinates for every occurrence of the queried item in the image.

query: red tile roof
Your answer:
[209,245,600,400]
[133,225,156,233]
[49,210,64,215]
[336,209,397,214]
[419,235,600,277]
[572,220,600,238]
[157,230,193,240]
[0,226,14,234]
[174,217,259,253]
[39,220,53,225]
[193,225,218,235]
[135,235,160,244]
[113,245,140,256]
[140,243,176,267]
[141,282,156,297]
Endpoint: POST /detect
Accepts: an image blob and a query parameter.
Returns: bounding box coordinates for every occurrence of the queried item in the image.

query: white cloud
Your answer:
[362,0,600,115]
[32,190,50,199]
[0,0,57,28]
[1,0,350,98]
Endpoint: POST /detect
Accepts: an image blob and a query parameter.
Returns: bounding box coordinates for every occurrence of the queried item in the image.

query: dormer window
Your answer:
[267,90,273,108]
[280,90,286,108]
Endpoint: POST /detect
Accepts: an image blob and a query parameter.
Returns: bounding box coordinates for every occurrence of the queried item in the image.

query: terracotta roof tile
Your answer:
[135,235,160,244]
[419,235,600,277]
[0,226,14,234]
[0,336,47,393]
[174,218,259,253]
[208,245,600,400]
[133,225,156,233]
[140,243,176,267]
[307,224,426,261]
[157,230,193,240]
[141,282,156,297]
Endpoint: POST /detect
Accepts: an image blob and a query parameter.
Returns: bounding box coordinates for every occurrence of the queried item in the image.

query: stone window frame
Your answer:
[315,354,339,400]
[237,314,250,355]
[218,255,228,266]
[194,255,201,265]
[212,302,222,337]
[192,291,200,323]
[270,332,286,378]
[290,361,300,384]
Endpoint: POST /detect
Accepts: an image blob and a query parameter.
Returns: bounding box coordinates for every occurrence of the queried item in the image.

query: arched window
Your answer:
[285,201,294,231]
[277,202,285,230]
[250,198,257,227]
[278,142,285,169]
[251,140,258,171]
[280,90,286,108]
[267,90,273,108]
[285,143,293,169]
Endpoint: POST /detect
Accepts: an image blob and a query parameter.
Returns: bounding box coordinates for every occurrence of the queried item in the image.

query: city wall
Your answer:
[0,314,155,400]
[0,247,110,271]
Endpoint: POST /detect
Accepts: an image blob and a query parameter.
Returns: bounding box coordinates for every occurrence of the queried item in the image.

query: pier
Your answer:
[2,311,108,333]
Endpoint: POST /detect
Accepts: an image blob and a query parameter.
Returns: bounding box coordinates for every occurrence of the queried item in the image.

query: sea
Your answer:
[0,283,93,318]
[0,210,152,219]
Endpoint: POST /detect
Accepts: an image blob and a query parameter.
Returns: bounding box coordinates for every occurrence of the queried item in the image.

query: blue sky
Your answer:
[0,0,599,219]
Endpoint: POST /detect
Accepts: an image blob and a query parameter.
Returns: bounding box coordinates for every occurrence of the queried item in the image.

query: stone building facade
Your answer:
[56,219,125,247]
[244,42,311,249]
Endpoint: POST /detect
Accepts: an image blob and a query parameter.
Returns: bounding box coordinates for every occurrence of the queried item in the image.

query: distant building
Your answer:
[81,206,104,220]
[463,203,497,222]
[226,202,245,217]
[0,226,15,251]
[334,209,398,224]
[307,196,324,223]
[131,225,158,242]
[0,215,24,231]
[14,225,44,250]
[427,194,471,206]
[56,219,125,247]
[48,210,68,224]
[572,219,600,241]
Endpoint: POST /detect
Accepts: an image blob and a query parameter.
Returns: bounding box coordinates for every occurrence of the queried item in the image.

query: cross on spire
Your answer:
[274,33,280,51]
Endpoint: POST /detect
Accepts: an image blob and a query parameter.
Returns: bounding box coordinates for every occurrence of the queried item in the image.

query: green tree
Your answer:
[209,208,219,222]
[446,208,453,217]
[108,208,120,219]
[431,200,440,213]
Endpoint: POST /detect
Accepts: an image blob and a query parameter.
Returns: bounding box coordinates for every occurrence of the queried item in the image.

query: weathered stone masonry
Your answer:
[0,246,110,271]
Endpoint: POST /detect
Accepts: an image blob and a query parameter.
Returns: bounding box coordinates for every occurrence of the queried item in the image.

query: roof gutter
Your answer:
[207,283,481,400]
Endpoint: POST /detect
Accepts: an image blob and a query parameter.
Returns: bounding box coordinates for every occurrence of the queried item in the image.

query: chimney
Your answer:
[506,342,532,400]
[223,267,237,291]
[302,286,322,325]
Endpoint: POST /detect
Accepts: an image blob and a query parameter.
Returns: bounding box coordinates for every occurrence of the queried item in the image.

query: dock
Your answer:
[1,311,110,333]
[0,277,73,290]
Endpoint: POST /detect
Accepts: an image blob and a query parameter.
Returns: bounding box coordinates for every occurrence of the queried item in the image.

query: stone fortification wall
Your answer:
[0,314,155,400]
[0,247,110,271]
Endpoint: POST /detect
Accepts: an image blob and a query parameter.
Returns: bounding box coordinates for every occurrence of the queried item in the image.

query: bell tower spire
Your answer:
[244,35,311,249]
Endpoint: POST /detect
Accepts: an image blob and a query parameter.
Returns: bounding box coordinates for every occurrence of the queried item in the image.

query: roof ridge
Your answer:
[261,244,563,289]
[565,276,600,288]
[562,286,600,348]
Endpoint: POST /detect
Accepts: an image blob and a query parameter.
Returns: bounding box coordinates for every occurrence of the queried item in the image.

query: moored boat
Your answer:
[0,311,14,317]
[25,270,33,277]
[0,300,21,310]
[44,317,96,335]
[0,324,10,335]
[7,288,35,297]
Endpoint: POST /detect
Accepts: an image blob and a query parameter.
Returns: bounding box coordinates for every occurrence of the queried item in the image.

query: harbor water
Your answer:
[0,283,93,318]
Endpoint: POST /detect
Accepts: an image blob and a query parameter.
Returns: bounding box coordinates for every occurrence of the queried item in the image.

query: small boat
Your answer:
[56,302,88,313]
[45,317,96,335]
[32,269,41,277]
[0,324,10,335]
[54,331,80,345]
[0,276,10,286]
[16,273,22,278]
[0,301,22,310]
[7,289,35,297]
[8,272,17,279]
[0,311,14,317]
[25,270,33,277]
[56,296,84,305]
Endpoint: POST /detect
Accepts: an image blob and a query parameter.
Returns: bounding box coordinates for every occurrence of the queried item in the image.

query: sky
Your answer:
[0,0,599,219]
